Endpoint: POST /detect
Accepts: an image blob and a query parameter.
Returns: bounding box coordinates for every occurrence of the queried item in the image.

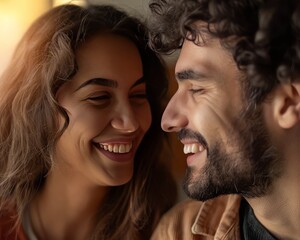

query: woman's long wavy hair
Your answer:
[0,4,177,240]
[148,0,300,104]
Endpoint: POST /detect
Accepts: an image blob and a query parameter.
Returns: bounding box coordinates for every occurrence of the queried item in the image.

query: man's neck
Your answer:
[245,171,300,240]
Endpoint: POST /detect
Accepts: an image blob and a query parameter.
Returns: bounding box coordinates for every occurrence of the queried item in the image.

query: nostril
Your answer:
[163,124,181,132]
[111,117,139,132]
[161,95,189,132]
[161,112,188,132]
[161,121,172,132]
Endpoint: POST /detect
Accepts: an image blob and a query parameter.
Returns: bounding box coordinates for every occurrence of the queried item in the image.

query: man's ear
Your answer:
[273,81,300,129]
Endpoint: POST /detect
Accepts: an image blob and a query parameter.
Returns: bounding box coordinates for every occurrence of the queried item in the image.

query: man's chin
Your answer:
[183,180,217,201]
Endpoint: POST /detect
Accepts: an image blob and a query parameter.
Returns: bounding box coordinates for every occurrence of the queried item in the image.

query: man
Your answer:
[148,0,300,239]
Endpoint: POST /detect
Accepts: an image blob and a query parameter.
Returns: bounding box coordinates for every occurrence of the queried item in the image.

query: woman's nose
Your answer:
[161,92,188,132]
[111,103,139,133]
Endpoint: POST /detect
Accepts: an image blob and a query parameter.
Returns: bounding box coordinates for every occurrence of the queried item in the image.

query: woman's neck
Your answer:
[29,168,108,240]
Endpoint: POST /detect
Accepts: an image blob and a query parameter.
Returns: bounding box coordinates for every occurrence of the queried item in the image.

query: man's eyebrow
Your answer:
[75,78,118,91]
[175,70,207,82]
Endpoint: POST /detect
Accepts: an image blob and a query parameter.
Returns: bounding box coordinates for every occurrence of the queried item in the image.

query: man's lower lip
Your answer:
[96,146,134,163]
[186,151,205,166]
[186,154,194,166]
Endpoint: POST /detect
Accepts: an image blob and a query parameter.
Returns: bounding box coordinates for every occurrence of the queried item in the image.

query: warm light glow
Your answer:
[52,0,86,7]
[0,0,50,76]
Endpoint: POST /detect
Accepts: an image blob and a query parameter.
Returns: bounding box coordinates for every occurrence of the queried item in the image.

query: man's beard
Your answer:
[181,103,282,201]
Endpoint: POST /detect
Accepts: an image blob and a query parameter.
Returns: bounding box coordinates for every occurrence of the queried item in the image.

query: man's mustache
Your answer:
[177,128,208,150]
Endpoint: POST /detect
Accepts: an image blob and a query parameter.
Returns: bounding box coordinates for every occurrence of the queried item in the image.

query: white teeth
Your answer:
[125,144,131,152]
[99,143,133,153]
[113,145,118,153]
[119,144,126,153]
[108,145,113,152]
[183,144,204,154]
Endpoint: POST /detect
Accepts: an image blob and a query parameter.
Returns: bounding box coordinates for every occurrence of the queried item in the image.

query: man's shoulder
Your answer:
[151,199,202,239]
[161,194,240,220]
[164,198,203,220]
[151,195,241,240]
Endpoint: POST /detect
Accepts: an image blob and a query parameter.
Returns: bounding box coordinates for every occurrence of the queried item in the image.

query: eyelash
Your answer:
[189,88,204,94]
[130,93,147,99]
[86,93,147,102]
[87,95,110,101]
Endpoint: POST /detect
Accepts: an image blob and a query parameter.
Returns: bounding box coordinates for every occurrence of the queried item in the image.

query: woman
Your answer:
[0,4,177,240]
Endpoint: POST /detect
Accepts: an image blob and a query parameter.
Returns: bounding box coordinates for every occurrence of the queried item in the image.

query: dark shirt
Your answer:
[240,199,277,240]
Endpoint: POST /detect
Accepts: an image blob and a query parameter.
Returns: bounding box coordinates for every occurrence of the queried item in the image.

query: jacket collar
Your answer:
[191,194,241,238]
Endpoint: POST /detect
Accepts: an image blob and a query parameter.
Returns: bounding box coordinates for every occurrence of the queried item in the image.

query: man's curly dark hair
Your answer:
[148,0,300,103]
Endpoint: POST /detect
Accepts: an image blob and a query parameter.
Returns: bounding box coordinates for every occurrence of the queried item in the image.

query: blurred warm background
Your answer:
[0,0,186,199]
[0,0,48,75]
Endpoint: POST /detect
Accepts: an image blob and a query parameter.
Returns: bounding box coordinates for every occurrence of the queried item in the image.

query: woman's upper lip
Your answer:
[93,135,138,144]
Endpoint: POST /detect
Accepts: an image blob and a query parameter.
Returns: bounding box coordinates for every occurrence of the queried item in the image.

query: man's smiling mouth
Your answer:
[183,143,205,154]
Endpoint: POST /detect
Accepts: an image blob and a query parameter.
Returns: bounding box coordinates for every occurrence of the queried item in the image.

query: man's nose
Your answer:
[161,92,188,132]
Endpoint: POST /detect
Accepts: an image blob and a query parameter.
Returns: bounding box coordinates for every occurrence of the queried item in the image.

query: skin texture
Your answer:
[55,33,151,187]
[161,34,300,239]
[148,0,300,238]
[162,37,280,200]
[30,33,152,240]
[0,4,178,240]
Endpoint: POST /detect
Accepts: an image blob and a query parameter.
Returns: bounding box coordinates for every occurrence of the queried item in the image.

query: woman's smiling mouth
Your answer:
[92,140,136,163]
[98,142,133,153]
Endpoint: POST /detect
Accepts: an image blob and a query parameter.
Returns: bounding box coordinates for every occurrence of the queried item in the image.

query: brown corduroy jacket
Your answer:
[151,194,242,240]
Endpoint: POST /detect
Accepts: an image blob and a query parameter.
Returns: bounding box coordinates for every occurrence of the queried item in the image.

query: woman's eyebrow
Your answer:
[75,78,118,91]
[131,77,145,88]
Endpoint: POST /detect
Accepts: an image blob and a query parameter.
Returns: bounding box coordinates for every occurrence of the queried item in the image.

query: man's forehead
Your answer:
[185,20,215,45]
[176,37,224,72]
[175,35,239,83]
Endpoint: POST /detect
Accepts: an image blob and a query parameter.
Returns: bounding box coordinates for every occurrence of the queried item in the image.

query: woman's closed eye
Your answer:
[87,95,110,101]
[131,92,147,99]
[130,91,148,104]
[85,92,111,105]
